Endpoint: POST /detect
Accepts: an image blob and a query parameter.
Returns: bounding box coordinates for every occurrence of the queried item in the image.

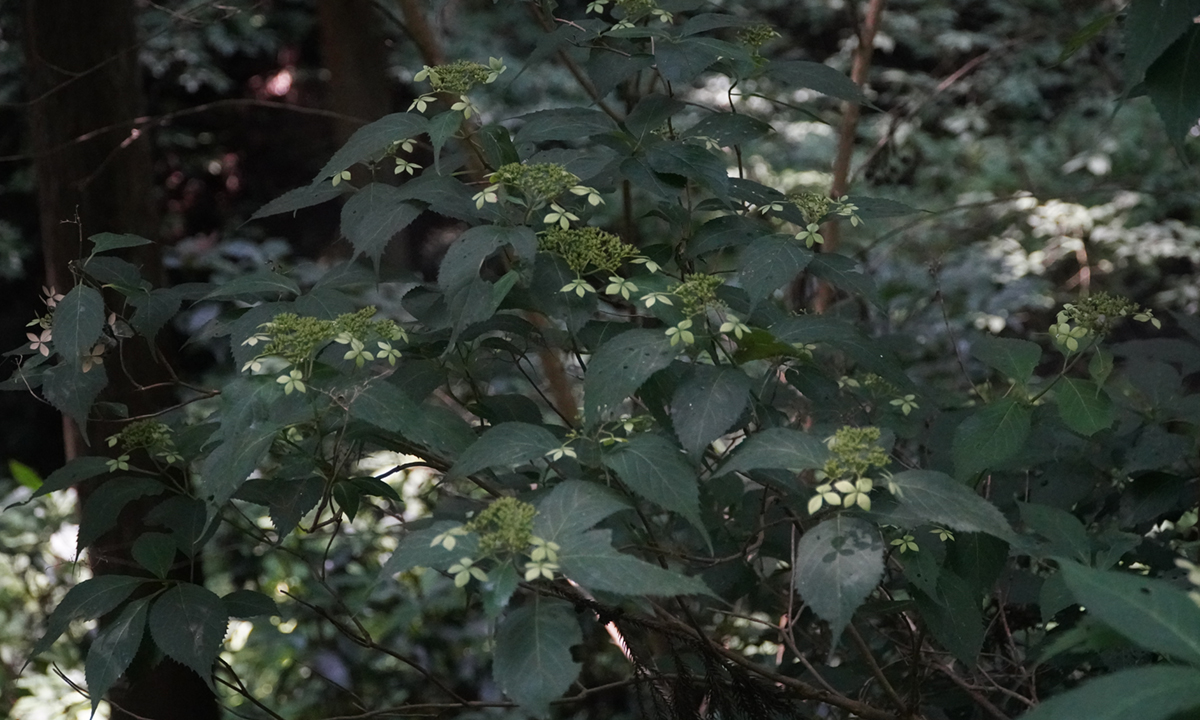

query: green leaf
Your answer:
[129,287,185,339]
[477,123,521,169]
[339,183,424,268]
[886,470,1016,542]
[380,521,479,577]
[716,427,829,476]
[42,362,108,436]
[806,254,882,309]
[131,532,177,578]
[1059,561,1200,666]
[679,12,757,35]
[655,36,749,85]
[223,589,280,619]
[1144,25,1200,156]
[602,434,704,537]
[951,398,1032,479]
[1058,11,1119,63]
[767,60,868,104]
[427,110,463,172]
[583,329,679,427]
[201,270,300,300]
[52,285,105,363]
[556,529,712,597]
[27,455,110,501]
[395,173,485,223]
[29,575,146,660]
[914,570,984,663]
[7,460,41,490]
[146,496,210,556]
[438,225,537,294]
[234,476,324,538]
[645,141,729,198]
[451,422,560,477]
[200,424,280,508]
[624,95,685,142]
[85,597,149,715]
[1089,348,1114,387]
[847,195,923,219]
[350,380,423,434]
[971,336,1042,384]
[514,108,617,144]
[738,235,813,307]
[684,112,773,147]
[689,214,768,256]
[89,232,152,254]
[770,316,908,389]
[79,256,151,293]
[313,112,429,183]
[1019,503,1090,563]
[792,516,884,645]
[148,584,229,689]
[1122,0,1200,89]
[248,182,348,222]
[493,597,582,718]
[586,49,655,99]
[533,480,630,544]
[670,365,752,456]
[1056,378,1115,436]
[1018,666,1200,720]
[482,563,521,619]
[78,477,167,551]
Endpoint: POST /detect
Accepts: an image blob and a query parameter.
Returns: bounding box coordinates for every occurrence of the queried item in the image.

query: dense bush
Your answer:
[4,2,1200,719]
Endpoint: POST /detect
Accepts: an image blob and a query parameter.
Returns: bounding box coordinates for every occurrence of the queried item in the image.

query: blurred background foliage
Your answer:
[0,0,1196,718]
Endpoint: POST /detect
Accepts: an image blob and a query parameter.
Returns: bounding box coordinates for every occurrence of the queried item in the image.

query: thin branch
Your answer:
[848,622,908,713]
[933,663,1011,720]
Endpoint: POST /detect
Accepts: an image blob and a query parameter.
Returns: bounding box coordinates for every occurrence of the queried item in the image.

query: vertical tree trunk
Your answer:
[317,0,395,144]
[23,2,218,718]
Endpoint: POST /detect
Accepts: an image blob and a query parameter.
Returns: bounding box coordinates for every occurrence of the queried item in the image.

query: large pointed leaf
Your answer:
[1059,561,1200,666]
[234,476,324,538]
[644,142,730,198]
[683,113,772,147]
[514,108,617,144]
[793,516,884,644]
[29,575,146,660]
[770,316,907,389]
[493,597,582,718]
[451,422,560,477]
[1018,666,1200,720]
[914,570,984,663]
[199,424,280,508]
[42,362,107,436]
[85,597,150,714]
[222,590,280,619]
[1144,26,1200,156]
[148,584,229,688]
[556,529,711,597]
[313,112,429,183]
[438,225,538,294]
[201,270,300,300]
[671,365,752,455]
[533,481,630,544]
[88,232,152,254]
[716,427,828,476]
[767,60,867,104]
[77,477,167,551]
[952,398,1031,479]
[339,183,423,267]
[380,521,479,577]
[1122,0,1200,88]
[248,183,348,222]
[1056,378,1115,436]
[971,336,1041,384]
[602,434,702,532]
[738,236,813,307]
[52,285,105,363]
[27,455,110,501]
[886,470,1015,542]
[1019,502,1090,563]
[349,377,424,435]
[583,329,679,426]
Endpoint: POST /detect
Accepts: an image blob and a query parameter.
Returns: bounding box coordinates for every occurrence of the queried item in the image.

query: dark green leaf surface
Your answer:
[248,183,347,222]
[1144,25,1200,154]
[52,285,105,362]
[132,532,177,578]
[78,477,166,551]
[223,589,280,619]
[89,232,152,254]
[200,424,280,508]
[670,365,751,456]
[716,427,828,476]
[683,113,772,147]
[645,142,730,197]
[201,270,300,300]
[533,481,630,544]
[738,235,813,307]
[339,183,424,267]
[1056,378,1115,436]
[602,434,703,534]
[1019,503,1090,563]
[514,108,617,144]
[313,112,428,183]
[914,570,984,663]
[952,398,1032,479]
[493,598,582,718]
[1122,0,1200,88]
[30,576,146,659]
[28,455,110,501]
[42,362,107,436]
[793,516,884,644]
[583,329,679,426]
[438,225,537,294]
[1060,562,1200,666]
[886,470,1015,541]
[149,584,229,688]
[1017,666,1200,720]
[380,522,479,577]
[767,60,867,104]
[451,422,560,477]
[972,336,1042,384]
[85,597,149,713]
[557,529,711,596]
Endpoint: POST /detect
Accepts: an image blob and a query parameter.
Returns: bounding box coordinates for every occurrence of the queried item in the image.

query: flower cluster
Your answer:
[789,191,832,226]
[539,226,639,275]
[840,373,920,415]
[409,58,506,116]
[671,273,724,315]
[241,307,407,390]
[466,496,537,557]
[476,162,601,213]
[1050,292,1160,352]
[106,420,182,464]
[808,426,890,514]
[738,24,780,53]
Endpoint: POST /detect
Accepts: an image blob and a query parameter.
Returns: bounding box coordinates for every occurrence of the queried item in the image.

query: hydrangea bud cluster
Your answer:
[414,59,501,95]
[1050,292,1160,352]
[809,426,890,514]
[539,226,639,275]
[242,307,407,386]
[789,191,832,226]
[106,420,182,464]
[466,496,537,557]
[738,24,780,53]
[671,273,725,315]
